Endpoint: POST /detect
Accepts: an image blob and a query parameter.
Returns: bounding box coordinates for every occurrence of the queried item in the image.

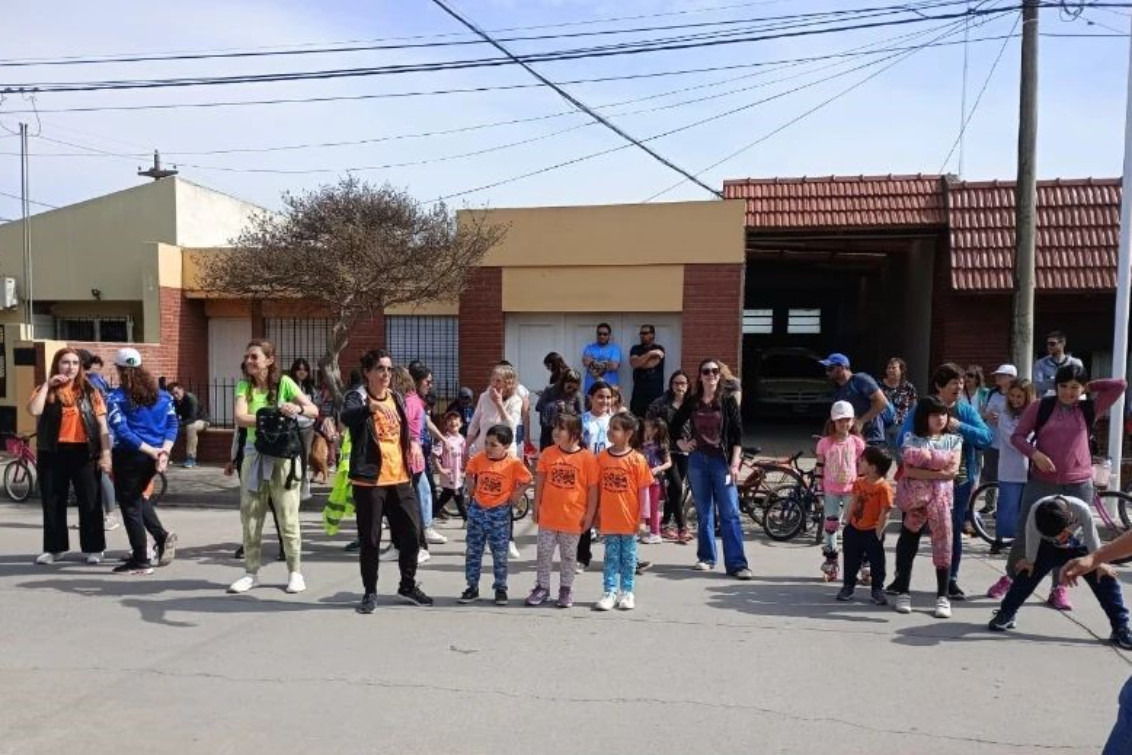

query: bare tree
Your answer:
[198,177,506,401]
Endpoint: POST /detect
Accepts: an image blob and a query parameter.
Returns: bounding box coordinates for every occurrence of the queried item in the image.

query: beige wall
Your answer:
[503,266,684,312]
[174,181,263,248]
[461,199,746,268]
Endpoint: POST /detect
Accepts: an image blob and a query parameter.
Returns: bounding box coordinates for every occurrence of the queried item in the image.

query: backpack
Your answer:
[255,407,306,488]
[1032,395,1098,455]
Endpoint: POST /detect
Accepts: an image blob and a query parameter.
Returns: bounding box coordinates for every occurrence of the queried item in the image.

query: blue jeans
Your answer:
[998,541,1129,630]
[950,478,975,581]
[687,452,749,573]
[602,534,637,594]
[414,471,433,531]
[465,502,511,591]
[1104,676,1132,755]
[996,482,1024,540]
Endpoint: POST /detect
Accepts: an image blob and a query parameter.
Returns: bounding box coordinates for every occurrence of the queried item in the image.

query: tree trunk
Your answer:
[318,318,353,410]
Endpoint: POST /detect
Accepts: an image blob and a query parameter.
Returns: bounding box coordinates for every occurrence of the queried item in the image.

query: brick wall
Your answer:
[459,267,504,387]
[63,341,176,381]
[682,263,743,375]
[930,290,1012,370]
[159,286,209,386]
[342,311,386,375]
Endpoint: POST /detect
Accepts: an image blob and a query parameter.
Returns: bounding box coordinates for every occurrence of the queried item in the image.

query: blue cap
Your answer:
[819,353,850,368]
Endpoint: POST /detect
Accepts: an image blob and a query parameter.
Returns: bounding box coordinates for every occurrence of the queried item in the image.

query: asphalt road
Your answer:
[2,498,1130,754]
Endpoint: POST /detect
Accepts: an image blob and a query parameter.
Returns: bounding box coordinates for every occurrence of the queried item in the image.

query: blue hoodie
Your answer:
[106,388,179,451]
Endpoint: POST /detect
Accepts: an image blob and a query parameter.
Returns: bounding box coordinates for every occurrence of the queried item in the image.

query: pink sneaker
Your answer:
[987,576,1013,600]
[1048,585,1073,611]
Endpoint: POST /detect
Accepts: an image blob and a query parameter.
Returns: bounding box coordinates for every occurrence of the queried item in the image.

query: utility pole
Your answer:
[19,122,32,339]
[1106,13,1132,490]
[1012,0,1040,378]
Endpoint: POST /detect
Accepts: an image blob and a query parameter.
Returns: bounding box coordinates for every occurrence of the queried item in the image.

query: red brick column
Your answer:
[459,267,504,388]
[343,311,386,373]
[682,263,743,375]
[159,287,209,386]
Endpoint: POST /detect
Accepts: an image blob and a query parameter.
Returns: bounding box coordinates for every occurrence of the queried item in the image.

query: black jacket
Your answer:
[37,387,101,458]
[669,393,743,458]
[340,386,412,484]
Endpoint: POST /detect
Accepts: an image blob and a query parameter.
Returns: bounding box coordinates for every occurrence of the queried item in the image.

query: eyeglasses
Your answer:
[597,331,611,337]
[701,367,721,376]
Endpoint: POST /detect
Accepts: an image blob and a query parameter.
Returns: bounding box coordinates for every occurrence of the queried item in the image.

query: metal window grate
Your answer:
[742,308,774,334]
[384,315,459,403]
[787,308,821,335]
[55,315,134,343]
[264,318,332,373]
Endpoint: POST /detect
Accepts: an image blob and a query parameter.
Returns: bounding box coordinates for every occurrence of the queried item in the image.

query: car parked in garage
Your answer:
[749,347,832,419]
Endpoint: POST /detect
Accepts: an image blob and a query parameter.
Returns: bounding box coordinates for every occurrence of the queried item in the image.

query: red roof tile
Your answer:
[723,174,946,230]
[948,178,1121,291]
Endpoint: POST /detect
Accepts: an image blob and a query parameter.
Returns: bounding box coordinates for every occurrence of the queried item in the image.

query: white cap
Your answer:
[992,364,1018,378]
[114,347,142,368]
[830,400,855,421]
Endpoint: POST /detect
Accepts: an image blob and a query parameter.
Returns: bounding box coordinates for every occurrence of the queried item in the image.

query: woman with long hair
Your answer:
[341,349,433,614]
[105,348,178,575]
[28,348,112,565]
[408,363,447,546]
[467,363,525,558]
[881,357,918,451]
[289,358,318,501]
[227,339,318,595]
[671,358,753,580]
[647,370,692,541]
[535,368,584,450]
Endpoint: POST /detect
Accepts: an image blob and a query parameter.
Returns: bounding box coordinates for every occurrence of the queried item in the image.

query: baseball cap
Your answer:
[114,347,143,368]
[458,386,474,399]
[992,364,1018,378]
[820,353,850,368]
[830,400,855,421]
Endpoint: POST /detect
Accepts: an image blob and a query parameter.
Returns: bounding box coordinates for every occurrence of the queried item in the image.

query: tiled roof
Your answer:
[948,178,1121,291]
[722,174,946,230]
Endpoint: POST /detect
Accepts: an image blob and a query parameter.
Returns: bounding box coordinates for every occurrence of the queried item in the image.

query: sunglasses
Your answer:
[1047,341,1062,348]
[598,331,611,336]
[701,367,721,376]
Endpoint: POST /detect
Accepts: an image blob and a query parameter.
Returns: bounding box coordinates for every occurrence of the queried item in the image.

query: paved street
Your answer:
[2,486,1130,754]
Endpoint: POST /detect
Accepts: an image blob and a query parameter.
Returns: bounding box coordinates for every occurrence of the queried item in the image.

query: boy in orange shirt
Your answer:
[529,413,599,608]
[595,414,653,612]
[460,424,532,606]
[837,445,894,605]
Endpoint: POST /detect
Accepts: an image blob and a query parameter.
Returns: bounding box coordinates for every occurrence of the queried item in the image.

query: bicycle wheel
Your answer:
[4,460,35,502]
[149,472,168,505]
[1097,492,1132,535]
[762,487,805,541]
[740,487,765,526]
[967,482,1007,546]
[512,490,531,521]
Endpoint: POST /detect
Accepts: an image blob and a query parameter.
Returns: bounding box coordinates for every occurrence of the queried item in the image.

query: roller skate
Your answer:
[820,550,839,583]
[858,565,872,586]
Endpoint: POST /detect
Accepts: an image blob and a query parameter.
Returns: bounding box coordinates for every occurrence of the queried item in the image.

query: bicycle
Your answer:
[3,433,38,502]
[761,456,825,543]
[681,446,805,532]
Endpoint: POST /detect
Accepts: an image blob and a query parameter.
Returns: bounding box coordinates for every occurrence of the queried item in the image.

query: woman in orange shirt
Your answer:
[27,348,112,565]
[595,413,652,612]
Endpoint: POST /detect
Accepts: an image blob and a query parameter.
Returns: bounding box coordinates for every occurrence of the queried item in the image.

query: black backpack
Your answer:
[255,407,306,488]
[1032,395,1098,455]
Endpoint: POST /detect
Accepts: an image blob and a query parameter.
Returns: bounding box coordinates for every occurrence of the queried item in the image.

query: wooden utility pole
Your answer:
[1012,0,1040,377]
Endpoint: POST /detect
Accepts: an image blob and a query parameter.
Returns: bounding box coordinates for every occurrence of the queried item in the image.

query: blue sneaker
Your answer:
[182,457,196,469]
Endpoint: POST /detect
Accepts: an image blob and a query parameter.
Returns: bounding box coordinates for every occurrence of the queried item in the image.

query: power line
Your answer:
[428,0,722,199]
[0,187,57,209]
[0,4,1029,94]
[938,13,1020,172]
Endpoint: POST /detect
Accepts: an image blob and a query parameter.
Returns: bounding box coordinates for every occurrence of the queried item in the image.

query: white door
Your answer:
[208,317,251,426]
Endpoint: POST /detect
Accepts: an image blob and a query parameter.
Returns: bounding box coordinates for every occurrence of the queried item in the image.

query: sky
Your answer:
[0,0,1127,217]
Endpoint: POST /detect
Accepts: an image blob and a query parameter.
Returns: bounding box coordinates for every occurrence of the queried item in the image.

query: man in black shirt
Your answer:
[629,324,666,418]
[168,383,209,468]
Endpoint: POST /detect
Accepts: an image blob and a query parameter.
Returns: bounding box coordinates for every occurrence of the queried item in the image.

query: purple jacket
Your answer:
[1011,378,1126,485]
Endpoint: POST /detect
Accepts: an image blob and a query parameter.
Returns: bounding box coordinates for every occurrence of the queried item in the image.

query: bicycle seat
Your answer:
[742,445,762,456]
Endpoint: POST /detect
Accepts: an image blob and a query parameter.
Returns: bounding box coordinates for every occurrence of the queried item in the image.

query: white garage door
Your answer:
[505,313,682,395]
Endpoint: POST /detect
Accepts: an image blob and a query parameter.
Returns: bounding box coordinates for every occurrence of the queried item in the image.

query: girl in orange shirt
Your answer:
[529,413,598,609]
[595,414,652,612]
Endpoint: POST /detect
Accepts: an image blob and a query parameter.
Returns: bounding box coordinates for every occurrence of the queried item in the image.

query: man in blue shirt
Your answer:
[582,322,622,394]
[1033,330,1084,398]
[820,352,889,446]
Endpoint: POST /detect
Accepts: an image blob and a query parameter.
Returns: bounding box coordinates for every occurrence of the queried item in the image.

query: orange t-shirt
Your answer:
[849,477,894,530]
[536,446,598,534]
[467,452,533,508]
[351,392,409,487]
[33,384,106,444]
[597,448,652,535]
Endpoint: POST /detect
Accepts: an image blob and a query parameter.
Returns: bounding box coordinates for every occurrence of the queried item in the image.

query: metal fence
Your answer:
[55,315,134,342]
[384,315,460,404]
[265,318,333,373]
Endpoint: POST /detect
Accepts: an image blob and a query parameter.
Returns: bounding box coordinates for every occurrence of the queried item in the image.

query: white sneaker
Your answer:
[285,572,307,594]
[424,527,448,545]
[228,574,258,594]
[379,547,400,562]
[617,592,636,610]
[694,561,712,571]
[575,562,586,574]
[508,541,521,559]
[417,549,431,564]
[84,552,103,565]
[104,514,121,531]
[641,534,663,545]
[595,591,618,611]
[934,596,952,619]
[34,551,65,565]
[893,593,912,614]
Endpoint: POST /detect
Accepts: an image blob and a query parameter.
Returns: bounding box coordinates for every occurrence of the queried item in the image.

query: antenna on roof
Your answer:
[138,150,177,181]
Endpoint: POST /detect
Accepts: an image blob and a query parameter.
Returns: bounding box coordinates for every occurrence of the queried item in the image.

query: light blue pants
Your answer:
[602,534,637,594]
[415,471,433,531]
[823,493,852,554]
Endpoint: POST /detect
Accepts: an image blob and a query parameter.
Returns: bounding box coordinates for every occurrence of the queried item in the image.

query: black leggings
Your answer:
[435,487,468,519]
[891,525,949,597]
[661,453,688,530]
[354,482,420,594]
[112,449,168,564]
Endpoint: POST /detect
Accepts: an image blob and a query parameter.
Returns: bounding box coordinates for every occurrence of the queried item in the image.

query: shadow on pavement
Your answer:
[702,581,890,624]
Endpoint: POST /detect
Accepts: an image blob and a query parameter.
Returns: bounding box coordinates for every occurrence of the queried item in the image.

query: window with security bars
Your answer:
[787,308,821,335]
[264,318,332,373]
[384,315,459,402]
[742,309,774,334]
[55,316,134,343]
